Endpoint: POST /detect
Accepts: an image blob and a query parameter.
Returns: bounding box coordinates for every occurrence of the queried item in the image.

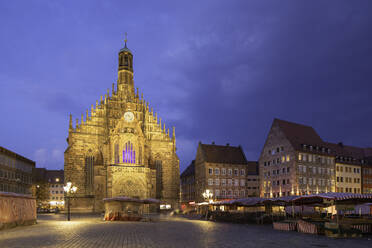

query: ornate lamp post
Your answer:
[63,182,77,221]
[202,189,213,220]
[202,189,213,203]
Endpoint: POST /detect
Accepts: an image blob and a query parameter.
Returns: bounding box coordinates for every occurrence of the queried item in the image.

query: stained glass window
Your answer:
[123,141,135,164]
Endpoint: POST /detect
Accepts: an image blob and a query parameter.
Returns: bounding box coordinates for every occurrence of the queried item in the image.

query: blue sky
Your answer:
[1,0,372,172]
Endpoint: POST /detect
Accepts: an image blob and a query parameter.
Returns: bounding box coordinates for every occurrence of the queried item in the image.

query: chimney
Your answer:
[338,142,344,147]
[226,143,230,146]
[212,141,215,145]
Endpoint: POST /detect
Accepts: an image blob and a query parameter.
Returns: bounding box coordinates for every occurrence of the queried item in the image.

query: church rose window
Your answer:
[123,141,135,164]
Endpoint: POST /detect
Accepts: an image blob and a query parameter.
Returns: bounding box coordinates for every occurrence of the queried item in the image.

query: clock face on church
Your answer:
[124,111,134,122]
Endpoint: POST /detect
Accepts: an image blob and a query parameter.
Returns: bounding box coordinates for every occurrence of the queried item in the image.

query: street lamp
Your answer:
[64,182,77,221]
[202,189,213,220]
[202,189,213,203]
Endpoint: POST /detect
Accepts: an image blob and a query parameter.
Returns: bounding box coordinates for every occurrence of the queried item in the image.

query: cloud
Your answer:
[34,148,48,167]
[33,148,64,169]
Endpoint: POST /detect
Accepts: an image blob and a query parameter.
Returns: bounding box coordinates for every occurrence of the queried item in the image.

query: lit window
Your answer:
[240,179,245,186]
[55,178,59,182]
[123,141,135,164]
[208,179,213,185]
[286,155,290,162]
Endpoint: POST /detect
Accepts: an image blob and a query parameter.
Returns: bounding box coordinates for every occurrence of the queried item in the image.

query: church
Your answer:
[64,38,180,212]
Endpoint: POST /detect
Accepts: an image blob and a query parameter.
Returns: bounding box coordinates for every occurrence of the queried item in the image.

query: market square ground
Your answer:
[0,214,371,248]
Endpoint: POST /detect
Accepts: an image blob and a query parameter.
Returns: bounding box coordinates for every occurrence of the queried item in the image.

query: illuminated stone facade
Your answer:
[194,142,259,203]
[259,119,336,198]
[260,120,372,197]
[64,41,180,212]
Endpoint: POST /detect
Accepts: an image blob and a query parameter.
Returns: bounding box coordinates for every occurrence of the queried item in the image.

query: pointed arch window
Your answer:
[123,141,135,164]
[85,155,94,194]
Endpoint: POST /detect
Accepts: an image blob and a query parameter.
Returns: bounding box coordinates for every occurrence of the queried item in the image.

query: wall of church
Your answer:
[64,45,180,212]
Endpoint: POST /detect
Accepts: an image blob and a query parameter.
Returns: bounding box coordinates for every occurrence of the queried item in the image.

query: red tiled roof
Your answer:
[199,143,248,164]
[274,118,324,150]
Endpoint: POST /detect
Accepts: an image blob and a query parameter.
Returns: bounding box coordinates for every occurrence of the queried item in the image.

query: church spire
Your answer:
[124,32,128,48]
[117,33,134,93]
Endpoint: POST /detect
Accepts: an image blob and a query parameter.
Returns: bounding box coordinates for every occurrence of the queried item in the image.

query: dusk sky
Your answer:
[1,1,372,172]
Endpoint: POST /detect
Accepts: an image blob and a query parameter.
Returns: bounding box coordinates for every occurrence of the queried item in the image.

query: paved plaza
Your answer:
[0,214,371,248]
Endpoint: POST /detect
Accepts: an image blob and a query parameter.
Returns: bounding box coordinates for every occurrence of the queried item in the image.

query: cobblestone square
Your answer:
[0,214,371,248]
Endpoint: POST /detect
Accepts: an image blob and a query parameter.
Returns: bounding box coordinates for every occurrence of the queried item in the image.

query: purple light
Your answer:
[123,141,135,164]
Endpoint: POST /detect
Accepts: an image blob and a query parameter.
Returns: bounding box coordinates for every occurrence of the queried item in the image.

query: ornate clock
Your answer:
[124,111,134,122]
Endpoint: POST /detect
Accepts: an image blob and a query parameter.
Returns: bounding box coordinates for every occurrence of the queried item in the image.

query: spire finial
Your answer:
[124,32,128,47]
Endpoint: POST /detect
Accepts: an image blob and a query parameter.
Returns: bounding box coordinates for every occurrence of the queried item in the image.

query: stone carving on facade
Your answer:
[64,40,180,212]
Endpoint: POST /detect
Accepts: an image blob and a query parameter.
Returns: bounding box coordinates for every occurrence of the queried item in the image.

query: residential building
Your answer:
[246,161,260,197]
[363,159,372,193]
[194,142,259,203]
[180,160,196,210]
[180,160,195,203]
[33,168,65,209]
[0,146,35,194]
[259,119,336,198]
[362,148,372,193]
[46,170,65,208]
[325,142,363,194]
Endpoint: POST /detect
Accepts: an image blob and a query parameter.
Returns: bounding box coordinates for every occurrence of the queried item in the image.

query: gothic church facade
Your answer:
[64,40,180,212]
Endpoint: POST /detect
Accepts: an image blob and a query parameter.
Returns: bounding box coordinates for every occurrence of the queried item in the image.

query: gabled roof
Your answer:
[274,118,324,151]
[199,143,248,164]
[181,160,195,178]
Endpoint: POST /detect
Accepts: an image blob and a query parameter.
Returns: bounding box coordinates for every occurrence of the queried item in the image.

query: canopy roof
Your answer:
[212,193,372,207]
